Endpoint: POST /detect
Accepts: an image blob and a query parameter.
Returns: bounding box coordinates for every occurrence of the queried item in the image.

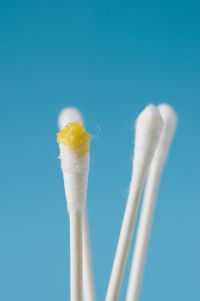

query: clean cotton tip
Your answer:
[133,105,163,181]
[158,103,177,141]
[151,103,177,167]
[58,107,83,130]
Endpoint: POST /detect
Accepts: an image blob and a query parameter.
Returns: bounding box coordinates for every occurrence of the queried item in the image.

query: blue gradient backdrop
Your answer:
[0,0,199,300]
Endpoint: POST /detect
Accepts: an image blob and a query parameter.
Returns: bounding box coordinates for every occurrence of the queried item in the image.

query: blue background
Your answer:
[0,0,199,300]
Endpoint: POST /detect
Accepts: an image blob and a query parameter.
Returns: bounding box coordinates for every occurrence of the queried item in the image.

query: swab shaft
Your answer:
[70,210,83,301]
[126,165,161,301]
[105,180,144,301]
[83,209,96,301]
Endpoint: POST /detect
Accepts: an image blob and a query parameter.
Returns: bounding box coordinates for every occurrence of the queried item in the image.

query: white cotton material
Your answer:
[58,107,84,130]
[132,104,163,185]
[59,144,90,212]
[153,103,177,169]
[126,104,177,301]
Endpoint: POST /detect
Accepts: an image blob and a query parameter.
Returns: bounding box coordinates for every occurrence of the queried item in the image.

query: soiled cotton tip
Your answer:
[133,105,163,180]
[58,107,83,130]
[57,122,90,157]
[57,122,90,212]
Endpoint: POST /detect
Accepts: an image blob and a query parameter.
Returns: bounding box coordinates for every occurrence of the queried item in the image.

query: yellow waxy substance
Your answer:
[57,122,90,157]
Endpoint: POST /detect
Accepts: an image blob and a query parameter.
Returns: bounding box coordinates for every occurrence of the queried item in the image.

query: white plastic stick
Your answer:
[70,210,82,301]
[60,145,89,301]
[126,104,177,301]
[82,210,96,300]
[105,105,163,301]
[58,107,96,301]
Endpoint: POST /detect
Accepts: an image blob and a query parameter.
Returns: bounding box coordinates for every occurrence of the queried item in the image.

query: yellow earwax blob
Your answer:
[57,122,90,156]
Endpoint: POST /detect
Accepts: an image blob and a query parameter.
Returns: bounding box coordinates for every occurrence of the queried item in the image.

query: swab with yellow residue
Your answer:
[57,117,90,301]
[58,107,96,301]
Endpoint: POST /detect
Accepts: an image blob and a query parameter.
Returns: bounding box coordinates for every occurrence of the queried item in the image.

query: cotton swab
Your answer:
[57,121,90,301]
[125,104,177,301]
[105,105,163,301]
[58,107,96,301]
[58,108,83,131]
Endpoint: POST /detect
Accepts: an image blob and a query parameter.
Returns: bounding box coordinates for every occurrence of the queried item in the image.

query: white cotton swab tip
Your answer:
[155,103,177,165]
[133,104,163,183]
[58,107,84,130]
